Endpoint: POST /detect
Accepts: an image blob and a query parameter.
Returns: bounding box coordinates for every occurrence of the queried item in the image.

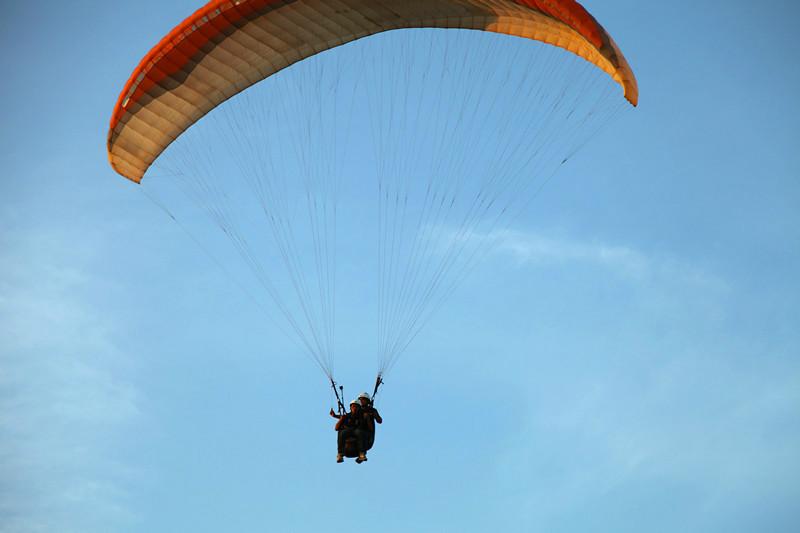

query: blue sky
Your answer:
[2,1,799,532]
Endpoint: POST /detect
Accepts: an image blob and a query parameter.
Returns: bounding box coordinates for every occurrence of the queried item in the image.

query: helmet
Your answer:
[358,392,371,401]
[350,399,360,406]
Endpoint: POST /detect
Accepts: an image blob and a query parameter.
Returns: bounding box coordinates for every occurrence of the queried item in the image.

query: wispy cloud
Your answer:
[475,230,800,531]
[0,226,140,533]
[488,229,727,291]
[496,357,800,530]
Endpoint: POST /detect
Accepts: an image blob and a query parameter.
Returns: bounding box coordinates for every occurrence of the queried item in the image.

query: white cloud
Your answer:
[487,350,800,531]
[489,229,727,291]
[0,226,140,533]
[458,229,800,530]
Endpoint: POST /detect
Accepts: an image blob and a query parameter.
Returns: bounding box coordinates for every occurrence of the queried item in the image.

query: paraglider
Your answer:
[330,393,383,463]
[334,399,369,463]
[107,0,637,460]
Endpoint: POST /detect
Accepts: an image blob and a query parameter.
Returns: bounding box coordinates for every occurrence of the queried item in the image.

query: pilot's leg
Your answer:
[337,429,349,454]
[355,429,368,463]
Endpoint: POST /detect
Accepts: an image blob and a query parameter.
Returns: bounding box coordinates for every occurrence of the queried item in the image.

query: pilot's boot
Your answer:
[336,454,343,463]
[356,452,367,463]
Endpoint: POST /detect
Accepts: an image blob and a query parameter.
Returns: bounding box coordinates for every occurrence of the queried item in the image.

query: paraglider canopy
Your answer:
[107,0,638,183]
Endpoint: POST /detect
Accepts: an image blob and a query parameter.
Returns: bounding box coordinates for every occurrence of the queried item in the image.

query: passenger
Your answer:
[335,400,367,463]
[357,392,382,451]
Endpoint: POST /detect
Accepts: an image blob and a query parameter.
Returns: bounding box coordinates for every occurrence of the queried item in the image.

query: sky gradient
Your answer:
[2,1,799,532]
